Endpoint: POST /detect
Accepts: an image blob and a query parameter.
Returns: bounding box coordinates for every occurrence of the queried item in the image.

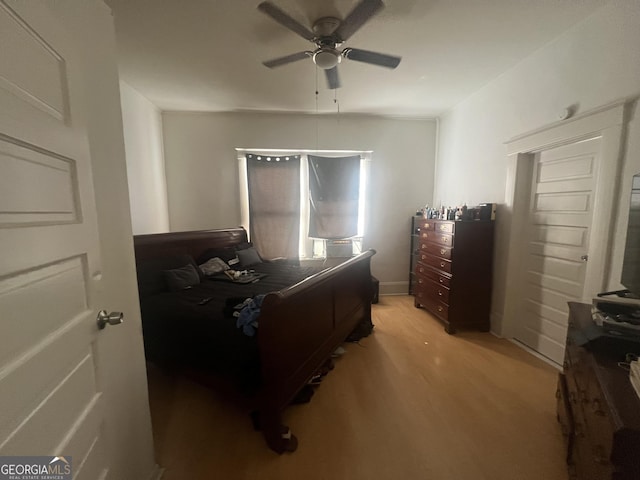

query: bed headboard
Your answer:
[133,227,248,262]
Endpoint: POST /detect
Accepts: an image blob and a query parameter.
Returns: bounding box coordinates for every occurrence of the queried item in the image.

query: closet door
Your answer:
[514,137,600,365]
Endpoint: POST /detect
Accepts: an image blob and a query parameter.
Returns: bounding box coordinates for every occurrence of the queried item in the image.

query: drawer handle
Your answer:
[440,249,446,255]
[418,279,423,284]
[439,225,447,231]
[438,290,443,296]
[437,306,443,312]
[421,255,426,261]
[419,268,424,273]
[425,223,430,229]
[421,244,426,249]
[440,262,445,268]
[422,233,429,238]
[439,278,444,284]
[442,236,447,243]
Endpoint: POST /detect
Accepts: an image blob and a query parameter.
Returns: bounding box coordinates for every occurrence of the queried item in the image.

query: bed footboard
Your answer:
[257,249,375,453]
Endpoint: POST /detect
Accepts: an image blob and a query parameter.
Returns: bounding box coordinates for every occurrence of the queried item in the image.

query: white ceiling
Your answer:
[106,0,607,117]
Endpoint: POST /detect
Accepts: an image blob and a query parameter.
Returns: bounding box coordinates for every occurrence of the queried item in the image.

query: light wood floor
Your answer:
[147,295,568,480]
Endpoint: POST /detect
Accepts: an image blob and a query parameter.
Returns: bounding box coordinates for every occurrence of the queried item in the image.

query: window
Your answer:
[238,149,370,259]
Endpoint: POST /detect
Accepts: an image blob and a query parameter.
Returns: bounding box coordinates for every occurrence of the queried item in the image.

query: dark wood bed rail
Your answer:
[132,227,376,453]
[257,249,375,451]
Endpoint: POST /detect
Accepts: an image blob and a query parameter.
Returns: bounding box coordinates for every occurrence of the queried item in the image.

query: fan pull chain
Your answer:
[315,66,319,149]
[334,88,340,122]
[315,64,319,111]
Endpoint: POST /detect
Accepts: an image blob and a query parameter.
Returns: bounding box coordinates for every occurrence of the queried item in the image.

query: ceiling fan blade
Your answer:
[325,66,341,89]
[334,0,384,41]
[263,51,312,68]
[343,48,401,69]
[258,2,315,41]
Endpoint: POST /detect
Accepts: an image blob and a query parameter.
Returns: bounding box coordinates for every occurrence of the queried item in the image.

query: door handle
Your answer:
[97,310,124,329]
[581,255,588,261]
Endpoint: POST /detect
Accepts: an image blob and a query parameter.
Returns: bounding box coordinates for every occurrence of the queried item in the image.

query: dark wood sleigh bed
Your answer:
[133,227,375,453]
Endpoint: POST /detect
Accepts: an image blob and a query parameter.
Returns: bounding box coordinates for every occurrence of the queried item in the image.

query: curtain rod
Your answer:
[236,148,373,155]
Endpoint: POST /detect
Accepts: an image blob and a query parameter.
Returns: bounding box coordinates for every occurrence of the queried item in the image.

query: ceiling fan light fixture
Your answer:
[258,0,400,88]
[313,48,341,70]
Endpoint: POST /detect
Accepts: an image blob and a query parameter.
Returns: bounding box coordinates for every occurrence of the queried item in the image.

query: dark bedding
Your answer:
[139,260,323,386]
[134,227,376,453]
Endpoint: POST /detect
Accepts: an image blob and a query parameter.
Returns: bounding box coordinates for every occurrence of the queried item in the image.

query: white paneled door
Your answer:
[514,137,601,365]
[0,1,116,478]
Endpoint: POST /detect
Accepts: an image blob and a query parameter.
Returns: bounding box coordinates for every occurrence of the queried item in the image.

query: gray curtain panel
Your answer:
[246,154,301,259]
[308,154,361,239]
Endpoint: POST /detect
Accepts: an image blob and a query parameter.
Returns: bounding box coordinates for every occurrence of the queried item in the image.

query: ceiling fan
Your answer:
[258,0,401,89]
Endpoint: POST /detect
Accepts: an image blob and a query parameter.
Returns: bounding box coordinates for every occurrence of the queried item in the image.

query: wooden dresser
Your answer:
[557,302,640,479]
[410,217,494,333]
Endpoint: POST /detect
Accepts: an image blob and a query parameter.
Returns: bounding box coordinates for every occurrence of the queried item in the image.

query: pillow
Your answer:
[236,246,262,268]
[163,264,201,291]
[136,254,202,297]
[196,247,237,264]
[199,257,230,276]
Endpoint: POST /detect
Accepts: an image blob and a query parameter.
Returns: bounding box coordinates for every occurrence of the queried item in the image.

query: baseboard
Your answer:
[490,310,504,337]
[509,338,562,371]
[379,281,408,295]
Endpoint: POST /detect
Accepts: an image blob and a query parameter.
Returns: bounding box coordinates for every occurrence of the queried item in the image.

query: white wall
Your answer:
[120,81,169,234]
[436,0,640,334]
[162,112,437,292]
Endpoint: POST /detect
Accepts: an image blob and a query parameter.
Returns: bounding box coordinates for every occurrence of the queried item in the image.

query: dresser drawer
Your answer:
[565,366,590,427]
[415,275,450,304]
[573,432,615,480]
[418,253,452,274]
[435,221,454,234]
[418,230,454,246]
[417,229,436,241]
[415,219,436,232]
[418,241,452,260]
[429,232,453,247]
[415,288,449,321]
[583,374,614,463]
[415,264,451,288]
